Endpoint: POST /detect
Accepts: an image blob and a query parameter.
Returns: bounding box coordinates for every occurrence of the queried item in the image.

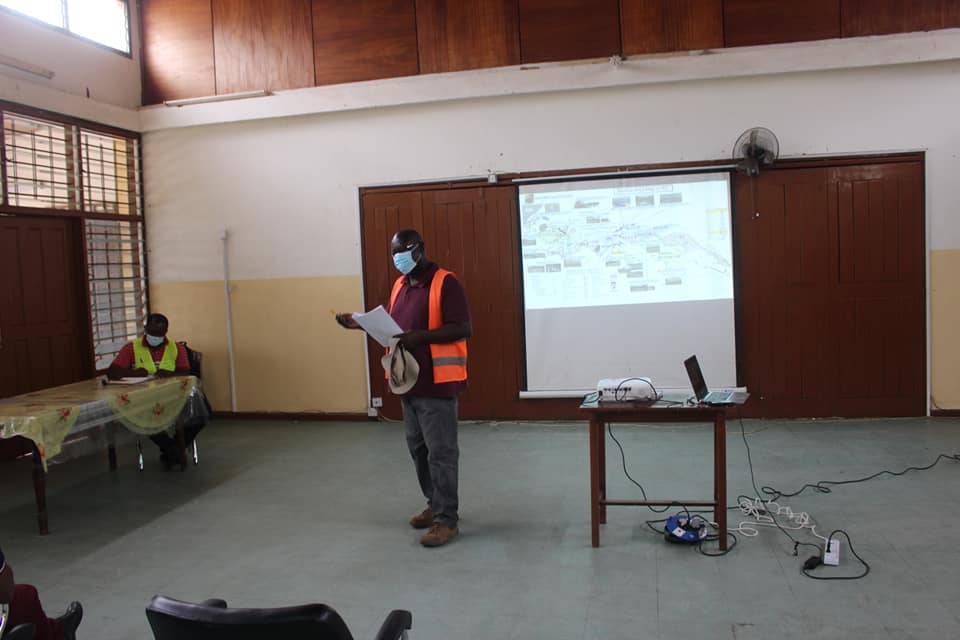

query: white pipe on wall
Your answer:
[221,229,238,412]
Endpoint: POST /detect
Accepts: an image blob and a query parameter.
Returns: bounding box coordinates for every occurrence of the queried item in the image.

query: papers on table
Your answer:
[103,376,154,385]
[352,305,402,347]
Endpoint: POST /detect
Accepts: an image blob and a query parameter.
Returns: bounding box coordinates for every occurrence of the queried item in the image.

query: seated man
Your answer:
[1,545,82,640]
[107,312,206,469]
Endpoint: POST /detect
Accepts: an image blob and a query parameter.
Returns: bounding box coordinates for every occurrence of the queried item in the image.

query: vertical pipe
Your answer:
[221,229,238,412]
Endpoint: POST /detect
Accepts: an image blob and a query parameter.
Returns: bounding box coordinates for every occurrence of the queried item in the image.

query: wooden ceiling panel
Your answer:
[724,0,841,48]
[416,0,521,73]
[842,0,960,37]
[621,0,723,55]
[312,0,418,86]
[519,0,621,63]
[141,0,215,104]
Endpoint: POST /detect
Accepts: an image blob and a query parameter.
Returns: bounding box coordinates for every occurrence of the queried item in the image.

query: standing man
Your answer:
[1,544,83,640]
[107,313,203,469]
[337,229,471,547]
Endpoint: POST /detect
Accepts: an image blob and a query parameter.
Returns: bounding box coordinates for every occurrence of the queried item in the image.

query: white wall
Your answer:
[0,3,141,110]
[142,58,960,284]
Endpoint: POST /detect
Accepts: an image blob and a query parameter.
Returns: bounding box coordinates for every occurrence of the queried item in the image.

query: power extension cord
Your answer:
[823,538,841,566]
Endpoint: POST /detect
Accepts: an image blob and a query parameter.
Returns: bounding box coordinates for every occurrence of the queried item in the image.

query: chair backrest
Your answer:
[178,342,203,379]
[3,624,37,640]
[146,596,355,640]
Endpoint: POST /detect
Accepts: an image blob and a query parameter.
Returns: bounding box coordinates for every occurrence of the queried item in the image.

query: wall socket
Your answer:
[371,397,383,408]
[823,539,841,566]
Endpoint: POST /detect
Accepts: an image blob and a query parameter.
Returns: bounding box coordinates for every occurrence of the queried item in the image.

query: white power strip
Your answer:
[823,538,841,566]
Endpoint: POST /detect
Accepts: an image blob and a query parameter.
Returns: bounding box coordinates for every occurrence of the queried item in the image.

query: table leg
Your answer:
[715,413,728,551]
[599,422,607,524]
[108,445,117,470]
[589,418,601,548]
[31,444,49,535]
[174,423,187,472]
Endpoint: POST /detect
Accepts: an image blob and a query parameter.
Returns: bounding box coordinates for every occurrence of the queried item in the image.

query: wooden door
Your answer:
[829,163,925,415]
[0,215,91,399]
[736,167,835,416]
[360,186,524,420]
[735,160,925,417]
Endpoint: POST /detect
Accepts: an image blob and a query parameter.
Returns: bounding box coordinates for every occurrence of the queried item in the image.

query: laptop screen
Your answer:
[683,355,709,401]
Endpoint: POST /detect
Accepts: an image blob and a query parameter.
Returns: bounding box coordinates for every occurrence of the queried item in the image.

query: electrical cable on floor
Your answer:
[758,453,960,502]
[736,412,821,557]
[608,421,739,555]
[609,422,695,512]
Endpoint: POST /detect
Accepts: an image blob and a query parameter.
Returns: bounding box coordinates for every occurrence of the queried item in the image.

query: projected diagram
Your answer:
[520,178,733,310]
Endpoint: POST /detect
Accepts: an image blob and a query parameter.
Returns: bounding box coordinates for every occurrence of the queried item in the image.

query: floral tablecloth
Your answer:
[0,376,207,470]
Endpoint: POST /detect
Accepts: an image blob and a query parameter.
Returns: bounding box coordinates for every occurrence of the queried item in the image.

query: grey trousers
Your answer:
[401,395,459,527]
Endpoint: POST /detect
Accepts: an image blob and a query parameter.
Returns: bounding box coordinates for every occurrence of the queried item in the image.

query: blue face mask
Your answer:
[393,249,418,275]
[145,334,165,347]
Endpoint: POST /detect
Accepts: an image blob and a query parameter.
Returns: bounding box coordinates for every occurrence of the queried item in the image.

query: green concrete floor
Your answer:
[1,416,959,640]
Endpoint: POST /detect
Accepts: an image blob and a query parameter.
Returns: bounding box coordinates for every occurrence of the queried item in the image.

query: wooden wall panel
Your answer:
[518,0,621,63]
[415,0,521,73]
[841,0,960,37]
[724,0,841,48]
[212,0,315,94]
[141,0,216,105]
[312,0,418,86]
[621,0,722,55]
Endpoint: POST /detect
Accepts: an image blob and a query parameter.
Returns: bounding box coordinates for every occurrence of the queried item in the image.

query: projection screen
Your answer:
[518,172,737,395]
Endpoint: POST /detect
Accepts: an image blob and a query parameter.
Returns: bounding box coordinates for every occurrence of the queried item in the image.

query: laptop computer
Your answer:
[683,355,737,406]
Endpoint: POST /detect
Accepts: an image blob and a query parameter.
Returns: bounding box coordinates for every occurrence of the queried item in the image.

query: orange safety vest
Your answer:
[388,268,468,384]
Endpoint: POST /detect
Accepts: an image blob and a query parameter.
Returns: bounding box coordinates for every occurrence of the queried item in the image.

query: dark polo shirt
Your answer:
[389,262,470,398]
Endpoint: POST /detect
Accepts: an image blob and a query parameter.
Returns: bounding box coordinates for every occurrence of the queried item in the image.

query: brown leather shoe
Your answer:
[409,507,433,529]
[420,523,459,547]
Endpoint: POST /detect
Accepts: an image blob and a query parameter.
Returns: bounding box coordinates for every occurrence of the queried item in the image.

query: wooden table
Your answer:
[580,397,738,550]
[0,376,206,534]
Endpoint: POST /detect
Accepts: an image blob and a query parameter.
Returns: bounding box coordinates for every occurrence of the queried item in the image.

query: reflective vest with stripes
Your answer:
[388,268,468,384]
[132,338,178,375]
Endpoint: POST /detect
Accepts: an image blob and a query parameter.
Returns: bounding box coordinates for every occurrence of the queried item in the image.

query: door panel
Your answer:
[829,163,925,415]
[360,186,524,420]
[737,168,833,416]
[0,216,90,398]
[736,161,925,417]
[360,191,423,420]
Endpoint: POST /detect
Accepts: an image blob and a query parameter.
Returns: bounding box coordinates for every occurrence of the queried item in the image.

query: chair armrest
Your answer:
[373,609,412,640]
[199,599,227,609]
[5,623,37,640]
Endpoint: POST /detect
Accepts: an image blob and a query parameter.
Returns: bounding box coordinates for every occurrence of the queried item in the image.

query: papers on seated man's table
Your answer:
[352,305,402,347]
[103,376,154,385]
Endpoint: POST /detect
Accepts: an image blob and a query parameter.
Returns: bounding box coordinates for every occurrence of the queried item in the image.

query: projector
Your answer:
[596,377,657,402]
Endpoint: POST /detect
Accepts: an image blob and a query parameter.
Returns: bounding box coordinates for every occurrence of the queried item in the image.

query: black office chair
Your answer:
[145,595,412,640]
[136,341,211,471]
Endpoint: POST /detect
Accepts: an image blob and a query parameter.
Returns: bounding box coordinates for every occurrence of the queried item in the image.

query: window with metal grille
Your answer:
[81,129,140,215]
[0,105,144,371]
[86,218,147,369]
[2,113,77,210]
[0,1,131,54]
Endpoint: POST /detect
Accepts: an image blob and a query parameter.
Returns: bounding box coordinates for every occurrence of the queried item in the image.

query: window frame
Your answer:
[0,1,132,57]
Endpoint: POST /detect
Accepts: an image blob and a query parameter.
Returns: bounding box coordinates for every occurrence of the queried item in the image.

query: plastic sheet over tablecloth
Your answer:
[0,376,208,469]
